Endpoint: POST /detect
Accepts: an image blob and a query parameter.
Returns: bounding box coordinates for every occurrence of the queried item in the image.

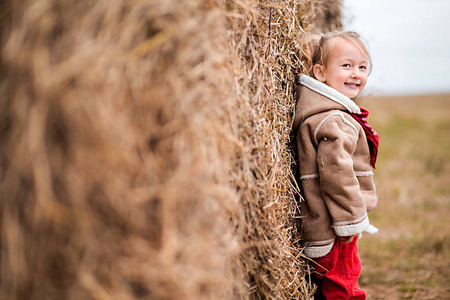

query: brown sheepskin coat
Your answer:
[293,75,378,258]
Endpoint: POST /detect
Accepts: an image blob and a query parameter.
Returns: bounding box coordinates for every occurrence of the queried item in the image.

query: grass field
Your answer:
[356,94,450,299]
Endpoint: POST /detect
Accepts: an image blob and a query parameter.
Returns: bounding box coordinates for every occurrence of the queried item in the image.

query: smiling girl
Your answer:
[293,31,380,299]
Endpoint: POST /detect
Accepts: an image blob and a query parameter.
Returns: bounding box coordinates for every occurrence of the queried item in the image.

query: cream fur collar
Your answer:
[299,75,361,114]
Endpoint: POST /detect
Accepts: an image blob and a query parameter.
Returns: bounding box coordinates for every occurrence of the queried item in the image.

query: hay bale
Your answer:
[313,0,342,31]
[226,1,341,298]
[0,0,341,299]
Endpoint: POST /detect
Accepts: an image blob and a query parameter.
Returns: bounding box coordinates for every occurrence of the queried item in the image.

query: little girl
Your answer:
[293,31,379,299]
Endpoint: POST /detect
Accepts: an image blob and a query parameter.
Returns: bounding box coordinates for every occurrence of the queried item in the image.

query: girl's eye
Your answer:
[342,64,350,67]
[360,65,367,70]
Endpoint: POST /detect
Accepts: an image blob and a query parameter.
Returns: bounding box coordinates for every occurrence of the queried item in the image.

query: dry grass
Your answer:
[1,0,342,299]
[356,94,450,299]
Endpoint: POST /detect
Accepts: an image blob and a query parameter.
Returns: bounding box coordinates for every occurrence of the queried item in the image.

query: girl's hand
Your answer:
[339,234,358,244]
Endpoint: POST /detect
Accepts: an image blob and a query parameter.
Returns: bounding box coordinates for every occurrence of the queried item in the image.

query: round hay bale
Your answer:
[0,0,342,299]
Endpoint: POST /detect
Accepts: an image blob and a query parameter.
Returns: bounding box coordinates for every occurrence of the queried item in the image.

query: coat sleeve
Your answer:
[314,113,369,237]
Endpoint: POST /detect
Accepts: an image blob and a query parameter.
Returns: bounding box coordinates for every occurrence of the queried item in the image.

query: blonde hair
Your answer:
[306,31,372,78]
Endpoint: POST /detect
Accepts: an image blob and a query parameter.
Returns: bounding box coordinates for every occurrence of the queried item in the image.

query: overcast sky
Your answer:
[342,0,450,96]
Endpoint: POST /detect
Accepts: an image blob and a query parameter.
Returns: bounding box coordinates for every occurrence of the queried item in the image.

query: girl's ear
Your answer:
[313,64,326,82]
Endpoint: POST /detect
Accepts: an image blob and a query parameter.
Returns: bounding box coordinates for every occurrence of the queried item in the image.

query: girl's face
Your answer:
[314,38,368,99]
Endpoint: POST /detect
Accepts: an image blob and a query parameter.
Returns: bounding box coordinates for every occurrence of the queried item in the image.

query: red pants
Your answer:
[311,237,366,300]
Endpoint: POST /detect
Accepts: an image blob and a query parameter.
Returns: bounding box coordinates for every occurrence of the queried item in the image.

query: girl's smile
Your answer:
[314,38,368,99]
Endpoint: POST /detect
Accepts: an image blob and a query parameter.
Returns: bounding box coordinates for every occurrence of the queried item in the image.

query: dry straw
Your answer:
[0,0,341,299]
